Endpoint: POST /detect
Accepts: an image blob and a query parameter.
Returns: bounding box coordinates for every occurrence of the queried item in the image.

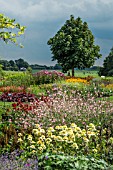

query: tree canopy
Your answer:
[98,47,113,76]
[15,58,29,70]
[47,15,101,76]
[0,58,29,71]
[0,13,26,47]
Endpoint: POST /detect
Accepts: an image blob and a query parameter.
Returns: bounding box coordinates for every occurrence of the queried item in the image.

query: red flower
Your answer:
[12,103,17,108]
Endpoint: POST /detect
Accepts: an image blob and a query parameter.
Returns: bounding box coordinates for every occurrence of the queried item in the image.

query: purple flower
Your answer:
[25,163,31,167]
[45,156,49,160]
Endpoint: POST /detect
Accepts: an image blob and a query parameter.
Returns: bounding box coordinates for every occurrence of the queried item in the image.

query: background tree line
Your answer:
[0,58,29,71]
[0,58,62,71]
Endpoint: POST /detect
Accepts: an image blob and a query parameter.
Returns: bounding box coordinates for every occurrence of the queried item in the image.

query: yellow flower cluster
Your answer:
[66,78,88,84]
[17,123,112,156]
[105,84,113,89]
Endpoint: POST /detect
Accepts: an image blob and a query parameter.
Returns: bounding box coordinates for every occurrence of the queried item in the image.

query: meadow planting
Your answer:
[0,70,113,169]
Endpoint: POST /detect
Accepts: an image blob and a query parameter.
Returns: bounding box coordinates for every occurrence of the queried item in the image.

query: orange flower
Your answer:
[66,77,88,84]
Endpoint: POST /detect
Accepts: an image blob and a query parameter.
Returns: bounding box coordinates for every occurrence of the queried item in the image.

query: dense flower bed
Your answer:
[9,89,113,129]
[0,74,113,169]
[0,92,38,102]
[33,70,65,84]
[17,123,113,159]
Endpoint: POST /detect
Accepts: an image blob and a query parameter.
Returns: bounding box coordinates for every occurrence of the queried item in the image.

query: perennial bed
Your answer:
[0,72,113,169]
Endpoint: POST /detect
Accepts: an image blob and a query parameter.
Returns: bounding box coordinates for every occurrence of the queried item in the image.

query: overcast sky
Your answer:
[0,0,113,66]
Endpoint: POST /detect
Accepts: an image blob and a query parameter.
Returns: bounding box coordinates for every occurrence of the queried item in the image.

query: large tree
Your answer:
[15,58,29,70]
[47,15,101,76]
[98,47,113,76]
[0,13,26,47]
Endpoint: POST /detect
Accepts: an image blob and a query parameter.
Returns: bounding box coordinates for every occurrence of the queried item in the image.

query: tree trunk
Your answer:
[72,67,74,77]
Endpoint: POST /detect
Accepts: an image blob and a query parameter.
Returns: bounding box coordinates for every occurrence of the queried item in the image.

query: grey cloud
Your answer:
[1,0,113,22]
[1,0,113,32]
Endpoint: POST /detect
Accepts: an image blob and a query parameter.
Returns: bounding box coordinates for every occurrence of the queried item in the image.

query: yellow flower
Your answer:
[35,124,40,128]
[37,140,43,145]
[45,138,52,143]
[102,128,107,135]
[40,129,45,134]
[49,143,54,148]
[88,123,96,130]
[87,131,95,138]
[17,138,23,143]
[32,150,36,153]
[56,136,63,141]
[51,135,57,140]
[73,127,82,133]
[59,130,68,136]
[108,137,113,144]
[55,126,60,130]
[68,134,75,141]
[81,129,87,137]
[76,133,81,138]
[52,150,57,154]
[32,129,41,136]
[83,137,89,143]
[39,135,45,141]
[63,136,68,141]
[38,147,43,151]
[40,144,46,150]
[70,123,77,128]
[67,139,73,143]
[30,145,35,149]
[47,131,53,137]
[68,130,74,136]
[32,129,38,134]
[18,133,22,137]
[27,135,33,141]
[62,125,68,129]
[48,127,55,132]
[35,131,41,136]
[71,143,78,149]
[92,149,97,153]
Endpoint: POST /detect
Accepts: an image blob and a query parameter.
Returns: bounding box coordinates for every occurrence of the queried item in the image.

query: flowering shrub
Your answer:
[33,70,65,84]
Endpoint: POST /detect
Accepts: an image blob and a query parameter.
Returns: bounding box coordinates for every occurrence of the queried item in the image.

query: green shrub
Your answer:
[2,72,34,88]
[38,154,112,170]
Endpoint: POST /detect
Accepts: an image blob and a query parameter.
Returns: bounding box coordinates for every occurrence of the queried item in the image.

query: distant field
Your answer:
[73,70,99,77]
[2,69,99,78]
